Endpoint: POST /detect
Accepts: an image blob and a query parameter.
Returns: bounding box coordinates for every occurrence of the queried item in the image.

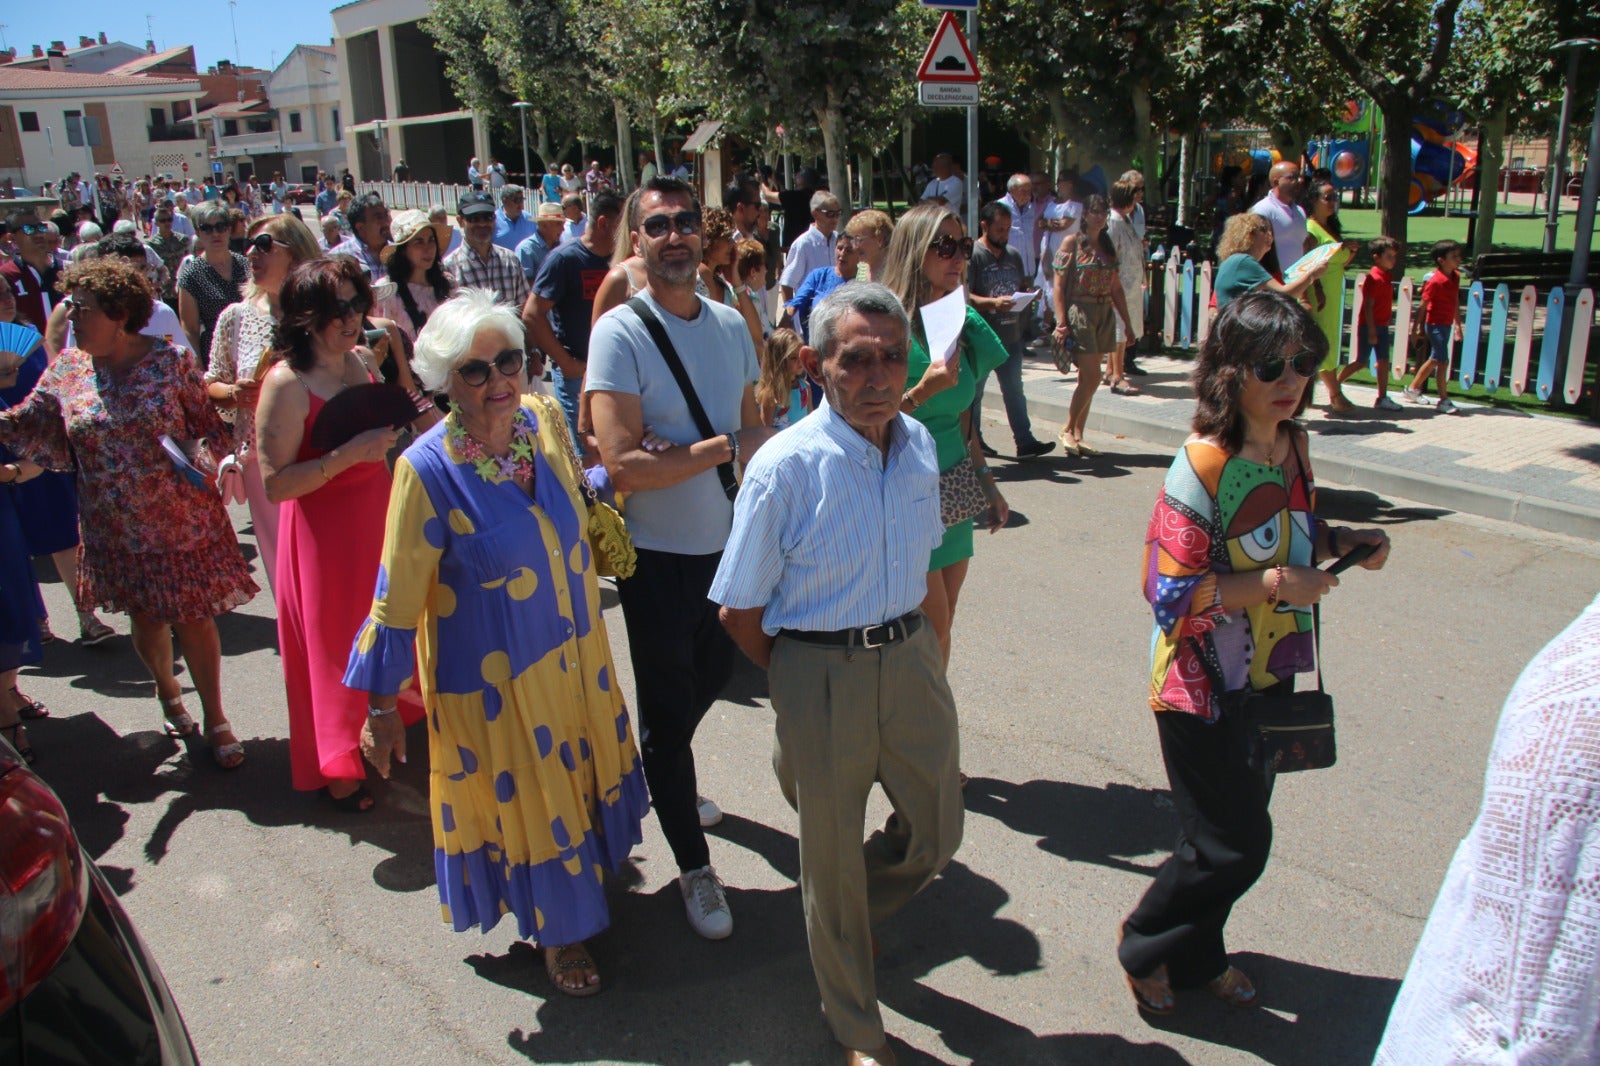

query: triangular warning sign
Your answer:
[916,12,981,84]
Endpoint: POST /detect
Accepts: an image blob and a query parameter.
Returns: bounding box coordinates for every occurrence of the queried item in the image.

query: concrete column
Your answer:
[334,37,356,176]
[376,26,401,178]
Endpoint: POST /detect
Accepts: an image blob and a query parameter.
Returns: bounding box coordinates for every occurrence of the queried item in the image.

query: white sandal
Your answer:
[161,694,198,738]
[209,721,245,770]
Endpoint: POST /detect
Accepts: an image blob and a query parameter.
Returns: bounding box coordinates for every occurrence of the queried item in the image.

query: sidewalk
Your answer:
[978,349,1600,542]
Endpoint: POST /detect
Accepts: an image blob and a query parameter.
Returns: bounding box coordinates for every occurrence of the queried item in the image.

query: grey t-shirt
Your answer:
[585,289,760,555]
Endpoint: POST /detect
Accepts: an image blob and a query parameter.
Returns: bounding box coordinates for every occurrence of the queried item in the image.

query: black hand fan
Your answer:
[309,382,420,451]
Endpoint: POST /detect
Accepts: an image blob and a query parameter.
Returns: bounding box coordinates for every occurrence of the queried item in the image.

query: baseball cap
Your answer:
[457,191,495,218]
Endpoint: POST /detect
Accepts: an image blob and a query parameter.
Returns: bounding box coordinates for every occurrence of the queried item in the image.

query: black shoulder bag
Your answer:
[627,296,739,502]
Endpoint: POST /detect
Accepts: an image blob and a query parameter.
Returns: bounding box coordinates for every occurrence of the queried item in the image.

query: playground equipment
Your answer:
[1407,101,1477,213]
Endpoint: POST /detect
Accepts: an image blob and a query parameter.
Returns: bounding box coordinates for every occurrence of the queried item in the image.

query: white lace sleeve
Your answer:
[1375,594,1600,1065]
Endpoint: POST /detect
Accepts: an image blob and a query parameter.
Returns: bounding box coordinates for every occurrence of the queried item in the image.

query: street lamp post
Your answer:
[372,119,386,182]
[1543,39,1599,254]
[512,102,533,192]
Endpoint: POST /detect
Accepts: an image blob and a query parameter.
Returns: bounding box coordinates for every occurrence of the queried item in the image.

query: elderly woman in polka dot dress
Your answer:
[346,288,648,999]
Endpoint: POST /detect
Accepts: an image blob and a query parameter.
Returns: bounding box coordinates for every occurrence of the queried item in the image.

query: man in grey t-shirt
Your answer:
[586,176,773,943]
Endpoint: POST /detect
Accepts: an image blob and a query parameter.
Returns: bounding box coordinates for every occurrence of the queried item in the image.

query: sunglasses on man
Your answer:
[640,211,702,239]
[455,348,526,387]
[1252,350,1319,383]
[928,235,974,260]
[16,223,49,237]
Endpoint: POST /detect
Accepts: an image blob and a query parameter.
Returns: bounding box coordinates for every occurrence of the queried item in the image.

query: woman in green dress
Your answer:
[1305,180,1359,412]
[882,202,1009,667]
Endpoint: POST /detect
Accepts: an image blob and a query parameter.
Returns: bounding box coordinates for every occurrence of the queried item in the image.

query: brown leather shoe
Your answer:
[845,1043,898,1066]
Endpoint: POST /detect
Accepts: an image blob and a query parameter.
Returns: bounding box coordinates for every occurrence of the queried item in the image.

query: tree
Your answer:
[570,0,694,190]
[1310,0,1464,245]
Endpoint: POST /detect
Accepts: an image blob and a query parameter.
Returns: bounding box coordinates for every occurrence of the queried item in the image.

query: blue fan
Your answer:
[0,321,43,358]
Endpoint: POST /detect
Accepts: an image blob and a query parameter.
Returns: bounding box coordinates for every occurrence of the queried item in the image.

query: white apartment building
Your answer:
[0,67,208,189]
[331,0,488,183]
[269,45,348,182]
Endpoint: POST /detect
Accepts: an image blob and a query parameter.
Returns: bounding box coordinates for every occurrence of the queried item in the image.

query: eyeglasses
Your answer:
[16,223,48,236]
[1253,350,1319,383]
[196,222,230,235]
[928,235,974,260]
[816,208,842,219]
[455,348,526,387]
[330,294,373,320]
[245,233,289,254]
[1318,192,1340,202]
[63,297,98,318]
[641,211,702,238]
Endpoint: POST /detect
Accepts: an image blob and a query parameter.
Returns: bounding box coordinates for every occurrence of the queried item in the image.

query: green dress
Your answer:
[907,304,1010,572]
[1306,219,1352,372]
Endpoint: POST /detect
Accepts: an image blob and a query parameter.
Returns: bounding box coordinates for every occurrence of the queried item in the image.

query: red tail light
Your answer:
[0,763,87,1014]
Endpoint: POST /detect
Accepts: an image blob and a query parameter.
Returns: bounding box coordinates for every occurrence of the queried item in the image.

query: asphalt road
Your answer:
[18,428,1600,1066]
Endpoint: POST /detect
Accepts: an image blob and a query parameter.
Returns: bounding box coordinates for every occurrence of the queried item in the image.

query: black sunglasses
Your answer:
[331,293,373,319]
[928,235,975,260]
[245,233,289,254]
[641,211,702,238]
[455,348,526,387]
[1253,350,1319,383]
[196,222,230,235]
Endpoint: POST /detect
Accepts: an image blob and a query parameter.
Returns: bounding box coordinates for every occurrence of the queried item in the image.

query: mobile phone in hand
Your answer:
[1325,542,1377,576]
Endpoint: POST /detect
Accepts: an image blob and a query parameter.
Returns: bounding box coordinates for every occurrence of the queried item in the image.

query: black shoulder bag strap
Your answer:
[626,296,739,502]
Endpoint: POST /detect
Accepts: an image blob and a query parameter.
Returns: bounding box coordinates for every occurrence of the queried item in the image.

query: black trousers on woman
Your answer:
[1118,705,1275,987]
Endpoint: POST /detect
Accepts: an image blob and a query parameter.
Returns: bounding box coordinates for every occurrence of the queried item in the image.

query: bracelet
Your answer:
[902,389,921,411]
[724,431,740,465]
[366,704,398,719]
[318,457,332,482]
[1266,564,1284,606]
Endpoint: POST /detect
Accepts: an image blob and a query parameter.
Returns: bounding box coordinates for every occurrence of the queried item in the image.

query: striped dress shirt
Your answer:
[710,399,943,635]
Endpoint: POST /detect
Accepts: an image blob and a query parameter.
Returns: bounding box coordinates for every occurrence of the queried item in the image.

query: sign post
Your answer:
[916,5,981,235]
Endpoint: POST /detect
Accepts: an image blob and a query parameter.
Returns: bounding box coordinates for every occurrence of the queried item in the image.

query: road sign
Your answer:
[916,12,981,83]
[212,161,224,175]
[110,163,123,176]
[919,82,979,107]
[920,0,976,8]
[181,160,189,173]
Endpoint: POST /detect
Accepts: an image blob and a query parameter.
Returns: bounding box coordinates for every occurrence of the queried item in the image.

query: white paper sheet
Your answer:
[920,285,967,368]
[1009,290,1040,313]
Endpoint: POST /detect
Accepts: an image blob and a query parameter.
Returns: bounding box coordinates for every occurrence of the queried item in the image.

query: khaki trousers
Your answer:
[769,620,963,1052]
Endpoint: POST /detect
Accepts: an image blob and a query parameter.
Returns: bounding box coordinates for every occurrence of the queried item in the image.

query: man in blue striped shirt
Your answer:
[711,283,962,1066]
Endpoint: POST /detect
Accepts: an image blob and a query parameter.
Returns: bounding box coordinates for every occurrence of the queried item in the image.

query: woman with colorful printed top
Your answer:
[1118,291,1389,1016]
[348,289,648,999]
[1050,194,1134,456]
[0,259,258,768]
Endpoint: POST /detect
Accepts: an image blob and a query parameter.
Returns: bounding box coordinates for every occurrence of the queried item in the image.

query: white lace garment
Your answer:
[1375,592,1600,1064]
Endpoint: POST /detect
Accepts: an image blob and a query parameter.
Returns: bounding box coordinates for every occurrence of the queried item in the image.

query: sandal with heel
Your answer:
[13,687,49,720]
[160,694,199,738]
[208,720,245,770]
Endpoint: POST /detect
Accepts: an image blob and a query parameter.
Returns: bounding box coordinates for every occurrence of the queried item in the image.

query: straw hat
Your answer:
[383,209,453,265]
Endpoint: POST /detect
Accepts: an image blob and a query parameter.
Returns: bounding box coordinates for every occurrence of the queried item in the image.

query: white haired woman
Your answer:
[347,287,648,998]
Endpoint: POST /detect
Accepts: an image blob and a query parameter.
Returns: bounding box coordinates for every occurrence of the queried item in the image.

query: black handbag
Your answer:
[1192,603,1335,776]
[627,297,739,502]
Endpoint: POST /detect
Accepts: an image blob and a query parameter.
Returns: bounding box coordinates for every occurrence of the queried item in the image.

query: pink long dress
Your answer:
[277,384,421,790]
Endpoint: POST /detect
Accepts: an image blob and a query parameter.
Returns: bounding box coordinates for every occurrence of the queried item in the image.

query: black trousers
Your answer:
[1118,707,1275,987]
[614,547,736,874]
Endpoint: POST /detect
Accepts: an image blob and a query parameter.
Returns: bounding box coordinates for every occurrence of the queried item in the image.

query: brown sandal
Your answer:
[1207,965,1257,1007]
[1125,965,1175,1015]
[544,943,602,998]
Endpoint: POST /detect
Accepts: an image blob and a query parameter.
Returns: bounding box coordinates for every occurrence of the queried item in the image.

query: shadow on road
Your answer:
[964,776,1172,878]
[1138,950,1399,1065]
[1316,487,1453,526]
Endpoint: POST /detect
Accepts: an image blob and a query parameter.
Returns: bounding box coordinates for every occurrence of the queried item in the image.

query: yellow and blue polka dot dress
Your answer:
[345,394,647,946]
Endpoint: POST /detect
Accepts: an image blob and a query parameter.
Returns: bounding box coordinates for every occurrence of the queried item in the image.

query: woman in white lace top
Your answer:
[1375,592,1600,1064]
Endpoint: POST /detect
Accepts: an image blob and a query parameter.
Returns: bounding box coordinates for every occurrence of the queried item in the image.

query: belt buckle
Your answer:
[860,621,895,649]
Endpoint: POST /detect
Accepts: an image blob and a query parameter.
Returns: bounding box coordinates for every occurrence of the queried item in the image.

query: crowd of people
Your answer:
[0,149,1589,1066]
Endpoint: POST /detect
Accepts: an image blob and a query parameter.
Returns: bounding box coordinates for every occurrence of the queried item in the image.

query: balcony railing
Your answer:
[216,130,284,156]
[147,123,199,143]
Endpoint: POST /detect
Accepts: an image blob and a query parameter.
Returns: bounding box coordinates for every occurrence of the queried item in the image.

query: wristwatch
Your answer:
[367,704,398,719]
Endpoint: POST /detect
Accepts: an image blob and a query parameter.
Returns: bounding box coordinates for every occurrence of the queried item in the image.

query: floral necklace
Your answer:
[447,407,537,484]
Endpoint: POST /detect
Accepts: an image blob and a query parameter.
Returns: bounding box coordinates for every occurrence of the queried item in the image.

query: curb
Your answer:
[981,393,1600,544]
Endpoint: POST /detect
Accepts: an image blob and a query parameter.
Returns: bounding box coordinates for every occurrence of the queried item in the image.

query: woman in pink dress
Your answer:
[256,256,431,810]
[0,259,257,767]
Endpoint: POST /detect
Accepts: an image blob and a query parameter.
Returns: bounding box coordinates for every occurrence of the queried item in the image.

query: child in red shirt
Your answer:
[1337,237,1402,411]
[1403,239,1463,414]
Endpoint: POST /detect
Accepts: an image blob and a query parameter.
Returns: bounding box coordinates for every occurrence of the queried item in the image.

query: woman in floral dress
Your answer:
[0,259,257,767]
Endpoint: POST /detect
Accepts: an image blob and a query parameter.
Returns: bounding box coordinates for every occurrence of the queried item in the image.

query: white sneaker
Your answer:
[1374,395,1404,412]
[679,865,733,940]
[1437,398,1461,415]
[696,794,723,828]
[1403,387,1424,405]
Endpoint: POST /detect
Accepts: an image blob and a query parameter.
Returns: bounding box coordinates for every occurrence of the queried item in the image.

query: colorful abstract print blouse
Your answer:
[1144,437,1318,719]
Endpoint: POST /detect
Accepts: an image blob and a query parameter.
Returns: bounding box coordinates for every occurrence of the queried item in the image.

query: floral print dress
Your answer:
[0,341,257,623]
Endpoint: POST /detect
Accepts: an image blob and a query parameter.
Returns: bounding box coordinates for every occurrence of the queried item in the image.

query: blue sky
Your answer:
[2,2,335,76]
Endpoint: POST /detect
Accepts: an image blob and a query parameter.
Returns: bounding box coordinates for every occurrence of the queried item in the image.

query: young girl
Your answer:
[755,328,811,430]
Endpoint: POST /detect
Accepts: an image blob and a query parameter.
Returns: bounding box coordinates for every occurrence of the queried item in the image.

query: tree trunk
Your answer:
[857,152,874,209]
[613,99,634,193]
[1474,107,1508,260]
[1131,79,1159,206]
[1377,98,1414,245]
[534,115,551,162]
[651,110,665,182]
[1048,91,1071,174]
[817,96,850,225]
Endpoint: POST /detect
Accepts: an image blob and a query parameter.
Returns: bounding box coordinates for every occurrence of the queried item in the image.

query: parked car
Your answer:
[287,184,319,206]
[0,742,198,1064]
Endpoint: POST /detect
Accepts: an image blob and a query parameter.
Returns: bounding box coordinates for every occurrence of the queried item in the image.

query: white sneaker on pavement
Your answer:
[1374,395,1404,412]
[680,865,733,940]
[696,794,723,828]
[1437,398,1461,415]
[1403,387,1424,405]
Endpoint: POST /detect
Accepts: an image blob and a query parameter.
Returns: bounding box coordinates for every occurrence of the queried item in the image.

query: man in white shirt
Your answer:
[778,191,840,305]
[920,152,965,213]
[1250,161,1309,272]
[998,173,1038,277]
